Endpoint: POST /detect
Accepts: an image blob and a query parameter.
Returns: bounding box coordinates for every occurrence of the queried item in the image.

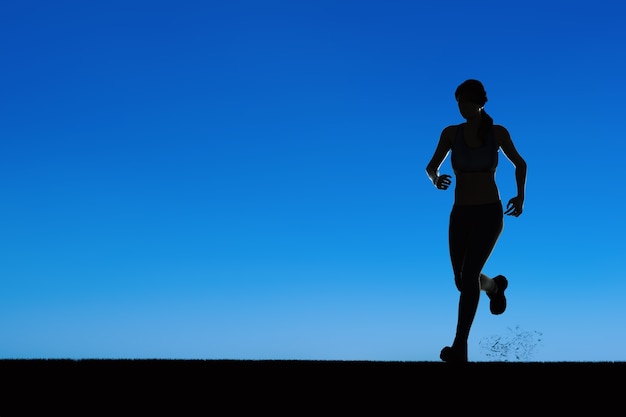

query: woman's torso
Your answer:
[450,123,501,206]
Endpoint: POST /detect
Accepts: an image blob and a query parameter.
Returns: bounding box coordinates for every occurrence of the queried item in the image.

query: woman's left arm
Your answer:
[496,125,527,216]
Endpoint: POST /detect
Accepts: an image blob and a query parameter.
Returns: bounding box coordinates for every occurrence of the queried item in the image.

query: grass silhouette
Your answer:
[1,357,623,412]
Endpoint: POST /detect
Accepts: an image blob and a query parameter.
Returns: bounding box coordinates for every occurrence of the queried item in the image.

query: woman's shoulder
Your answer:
[441,124,461,146]
[442,123,464,136]
[492,124,511,135]
[492,124,511,146]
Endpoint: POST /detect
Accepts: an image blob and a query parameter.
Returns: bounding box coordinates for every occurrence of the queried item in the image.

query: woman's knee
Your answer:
[454,275,462,292]
[458,273,480,292]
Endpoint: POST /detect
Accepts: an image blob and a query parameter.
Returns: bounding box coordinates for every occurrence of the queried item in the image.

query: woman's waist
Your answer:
[453,176,500,205]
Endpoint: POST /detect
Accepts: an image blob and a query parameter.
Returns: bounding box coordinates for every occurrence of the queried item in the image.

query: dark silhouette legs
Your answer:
[443,202,504,363]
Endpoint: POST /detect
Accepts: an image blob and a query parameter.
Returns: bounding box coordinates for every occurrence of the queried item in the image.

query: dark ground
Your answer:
[2,359,622,413]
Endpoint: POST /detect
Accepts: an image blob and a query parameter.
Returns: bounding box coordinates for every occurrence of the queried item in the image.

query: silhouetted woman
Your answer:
[425,79,527,363]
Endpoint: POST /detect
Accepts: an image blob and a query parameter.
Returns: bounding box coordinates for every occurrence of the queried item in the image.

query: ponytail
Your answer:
[478,109,494,145]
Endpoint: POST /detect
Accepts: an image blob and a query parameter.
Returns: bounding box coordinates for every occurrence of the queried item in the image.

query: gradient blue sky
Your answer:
[2,0,625,361]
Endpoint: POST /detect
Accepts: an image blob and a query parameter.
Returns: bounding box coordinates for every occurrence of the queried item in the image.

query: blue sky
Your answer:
[1,0,625,361]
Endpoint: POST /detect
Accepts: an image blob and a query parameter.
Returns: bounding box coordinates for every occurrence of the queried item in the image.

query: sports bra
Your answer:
[451,124,498,173]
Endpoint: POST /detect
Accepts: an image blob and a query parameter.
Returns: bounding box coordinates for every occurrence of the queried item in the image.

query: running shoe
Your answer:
[488,275,508,315]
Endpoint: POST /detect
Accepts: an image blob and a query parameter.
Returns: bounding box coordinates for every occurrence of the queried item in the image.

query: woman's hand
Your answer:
[434,174,452,190]
[505,196,524,217]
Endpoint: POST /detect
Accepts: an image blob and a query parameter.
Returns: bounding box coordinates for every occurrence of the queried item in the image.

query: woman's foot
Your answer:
[440,345,468,363]
[488,275,508,315]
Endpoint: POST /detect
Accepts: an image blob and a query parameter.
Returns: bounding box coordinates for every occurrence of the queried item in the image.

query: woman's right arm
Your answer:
[425,126,453,189]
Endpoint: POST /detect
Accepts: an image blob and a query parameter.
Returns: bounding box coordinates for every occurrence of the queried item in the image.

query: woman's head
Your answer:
[454,79,493,143]
[455,79,488,106]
